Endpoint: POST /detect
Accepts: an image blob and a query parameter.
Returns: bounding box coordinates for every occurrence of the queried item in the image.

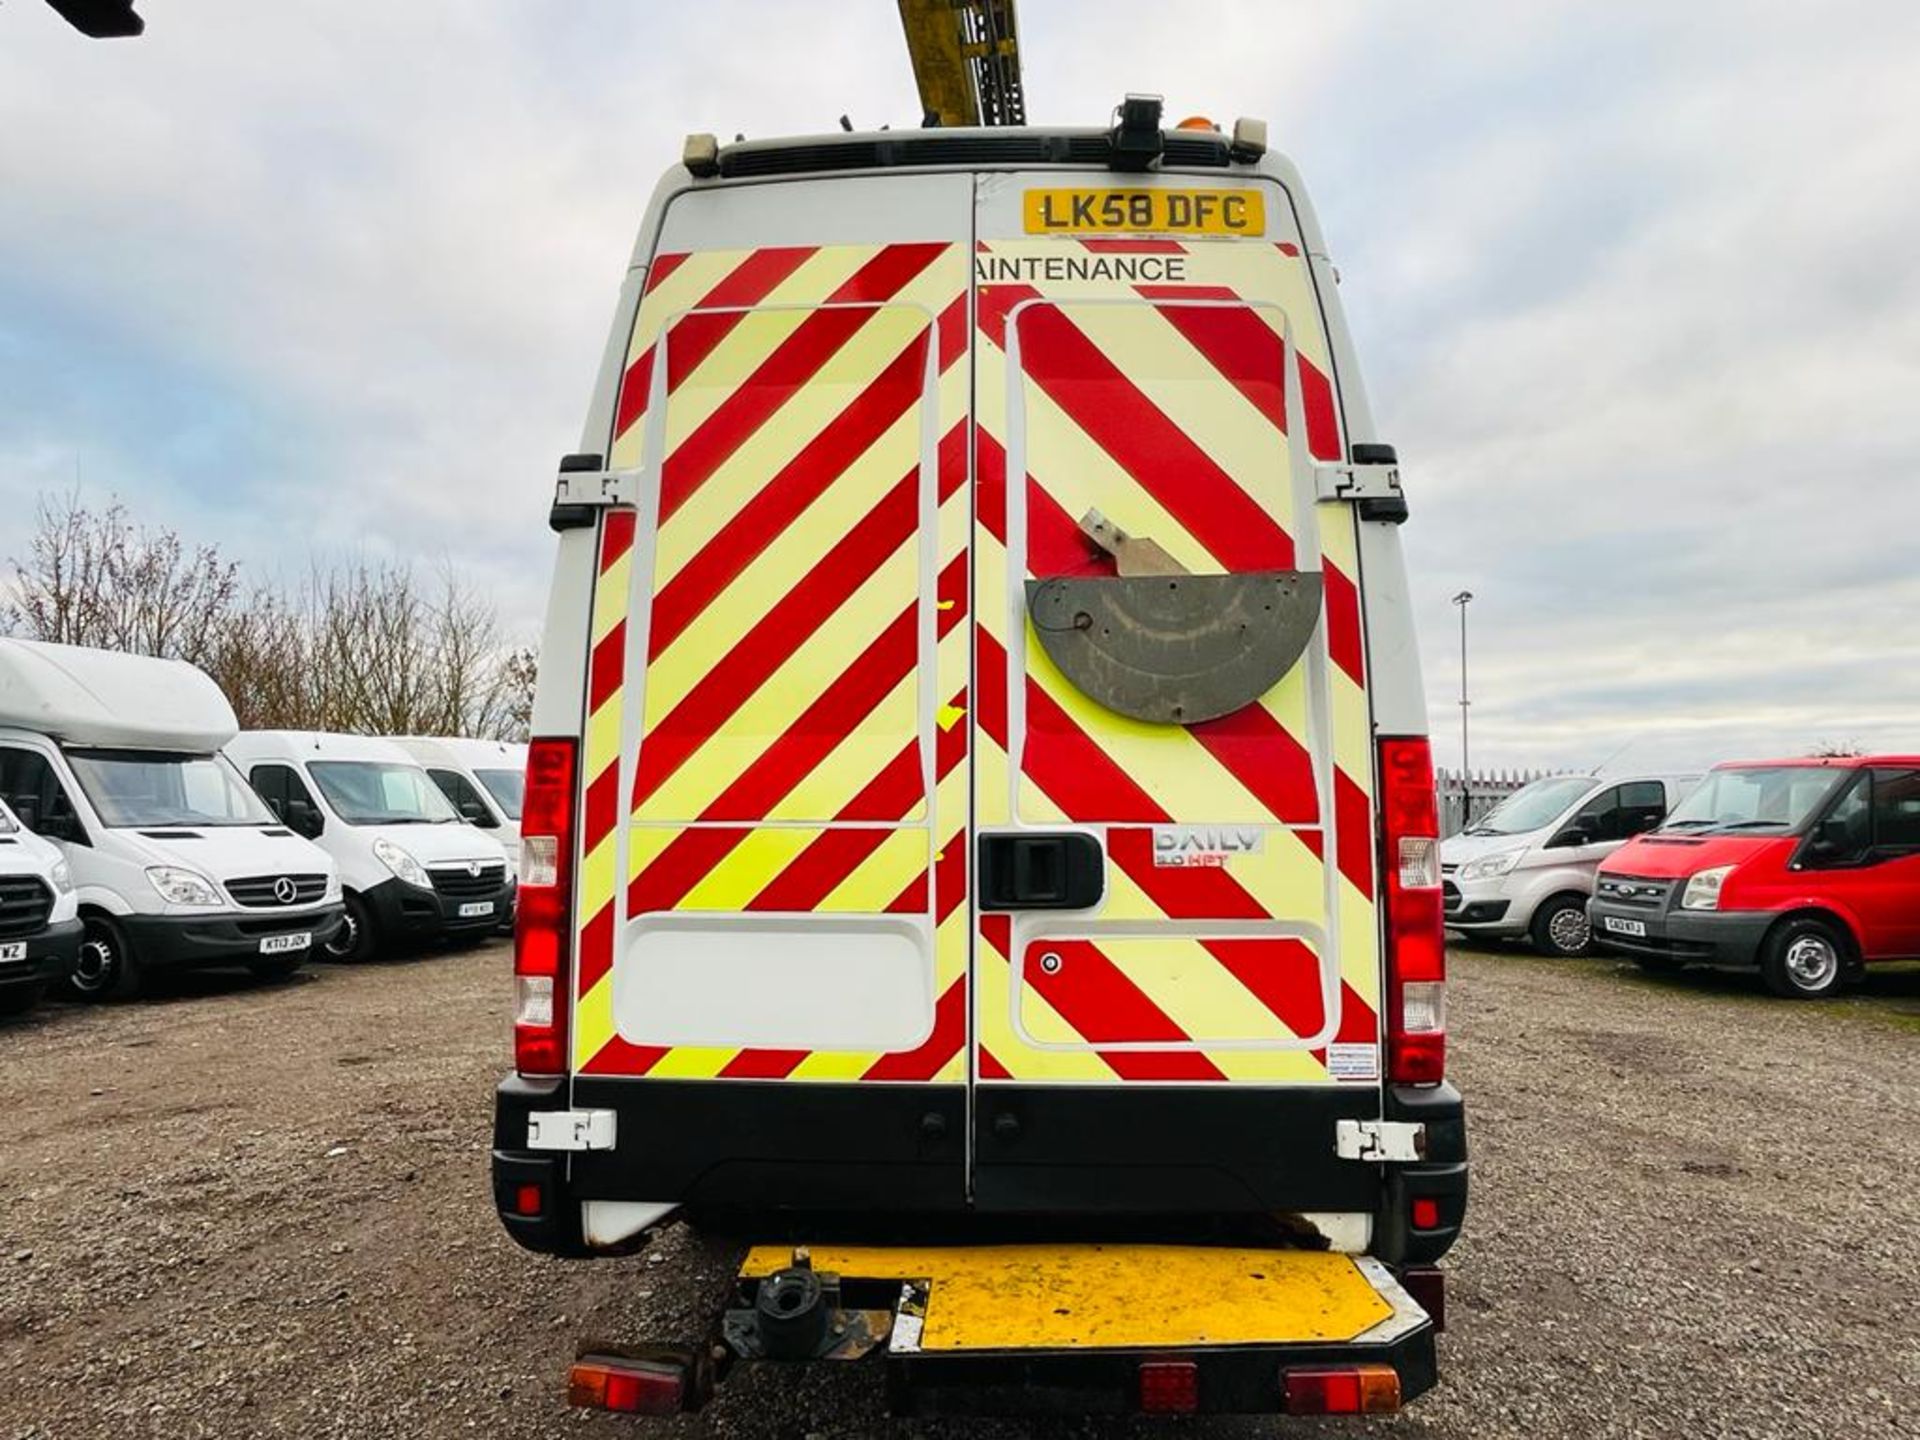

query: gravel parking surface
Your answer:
[1,944,1915,1439]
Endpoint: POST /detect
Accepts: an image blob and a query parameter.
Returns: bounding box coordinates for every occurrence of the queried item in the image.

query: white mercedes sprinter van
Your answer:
[226,731,513,962]
[0,639,343,999]
[0,796,81,1016]
[1441,772,1699,955]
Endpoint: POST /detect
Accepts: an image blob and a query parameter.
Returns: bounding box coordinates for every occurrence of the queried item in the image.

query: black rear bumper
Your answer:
[120,906,343,972]
[0,916,82,992]
[492,1075,1466,1265]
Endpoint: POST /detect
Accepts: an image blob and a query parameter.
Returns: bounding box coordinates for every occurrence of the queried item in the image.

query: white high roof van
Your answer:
[0,639,343,999]
[0,796,81,1017]
[226,731,513,962]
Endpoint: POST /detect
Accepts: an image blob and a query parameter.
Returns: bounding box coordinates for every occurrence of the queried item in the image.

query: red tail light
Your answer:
[1283,1364,1402,1414]
[514,737,578,1078]
[1379,736,1445,1085]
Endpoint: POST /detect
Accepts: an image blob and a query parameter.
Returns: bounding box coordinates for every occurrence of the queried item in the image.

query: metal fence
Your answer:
[1435,768,1557,838]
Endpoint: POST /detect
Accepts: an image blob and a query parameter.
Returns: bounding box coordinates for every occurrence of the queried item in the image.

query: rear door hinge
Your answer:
[1313,461,1408,524]
[527,1109,618,1152]
[550,452,642,531]
[1335,1118,1426,1162]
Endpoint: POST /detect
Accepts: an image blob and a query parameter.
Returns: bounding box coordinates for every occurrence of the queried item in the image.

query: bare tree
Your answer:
[6,492,239,664]
[6,492,538,741]
[1808,740,1865,758]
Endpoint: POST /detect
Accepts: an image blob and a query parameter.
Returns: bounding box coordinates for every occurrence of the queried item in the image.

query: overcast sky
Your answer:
[3,1,1917,771]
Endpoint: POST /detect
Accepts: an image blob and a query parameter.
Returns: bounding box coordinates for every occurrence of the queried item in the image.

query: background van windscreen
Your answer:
[1664,767,1842,833]
[308,761,458,826]
[67,750,273,828]
[472,768,524,821]
[1469,775,1594,835]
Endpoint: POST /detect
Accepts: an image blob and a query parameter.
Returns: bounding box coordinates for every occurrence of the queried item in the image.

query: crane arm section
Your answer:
[896,0,1025,127]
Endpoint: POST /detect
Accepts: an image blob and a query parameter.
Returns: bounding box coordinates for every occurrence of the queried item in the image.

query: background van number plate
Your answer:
[259,932,311,955]
[0,942,25,964]
[459,901,495,918]
[1603,917,1647,938]
[1024,188,1265,236]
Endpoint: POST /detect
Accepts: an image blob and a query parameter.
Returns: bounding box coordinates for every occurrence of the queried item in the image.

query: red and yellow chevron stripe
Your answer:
[573,241,971,1084]
[971,237,1379,1086]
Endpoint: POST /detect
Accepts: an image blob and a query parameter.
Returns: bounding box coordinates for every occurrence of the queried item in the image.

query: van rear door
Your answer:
[967,174,1387,1213]
[565,175,976,1210]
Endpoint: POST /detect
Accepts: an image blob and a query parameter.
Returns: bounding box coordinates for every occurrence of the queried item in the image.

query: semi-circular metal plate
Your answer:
[1025,570,1324,725]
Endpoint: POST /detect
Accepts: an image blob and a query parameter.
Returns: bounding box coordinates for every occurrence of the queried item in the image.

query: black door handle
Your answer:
[977,833,1104,911]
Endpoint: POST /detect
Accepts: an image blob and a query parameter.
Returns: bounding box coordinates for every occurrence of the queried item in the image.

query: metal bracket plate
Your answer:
[527,1109,618,1152]
[553,469,642,511]
[1314,461,1404,505]
[1334,1118,1427,1163]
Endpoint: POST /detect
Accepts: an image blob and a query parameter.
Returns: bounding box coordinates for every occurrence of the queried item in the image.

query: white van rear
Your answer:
[0,639,342,998]
[227,731,514,962]
[493,114,1464,1416]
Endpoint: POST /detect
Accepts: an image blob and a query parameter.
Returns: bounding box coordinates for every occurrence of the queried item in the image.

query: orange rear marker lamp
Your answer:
[1283,1364,1402,1415]
[568,1355,687,1416]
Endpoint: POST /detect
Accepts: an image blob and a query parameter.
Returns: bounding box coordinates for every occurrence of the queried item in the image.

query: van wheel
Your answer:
[1529,894,1592,957]
[1760,917,1848,999]
[322,895,375,963]
[70,916,142,1002]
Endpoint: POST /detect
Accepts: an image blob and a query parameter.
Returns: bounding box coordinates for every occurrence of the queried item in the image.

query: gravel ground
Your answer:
[1,944,1916,1439]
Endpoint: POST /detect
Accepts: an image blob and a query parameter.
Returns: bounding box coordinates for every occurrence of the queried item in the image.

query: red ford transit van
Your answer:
[1590,756,1920,997]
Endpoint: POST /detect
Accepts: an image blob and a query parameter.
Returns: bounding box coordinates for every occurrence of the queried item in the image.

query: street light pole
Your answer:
[1451,590,1473,823]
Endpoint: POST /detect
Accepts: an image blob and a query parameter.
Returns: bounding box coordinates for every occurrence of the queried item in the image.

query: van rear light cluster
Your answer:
[514,737,578,1078]
[568,1356,687,1416]
[1379,737,1445,1085]
[1283,1364,1402,1414]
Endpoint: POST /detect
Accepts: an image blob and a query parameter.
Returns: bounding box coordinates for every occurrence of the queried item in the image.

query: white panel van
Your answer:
[0,796,81,1016]
[226,731,513,962]
[0,639,343,999]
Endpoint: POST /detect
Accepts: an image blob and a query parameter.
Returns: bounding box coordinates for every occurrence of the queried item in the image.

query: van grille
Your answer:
[226,874,329,908]
[718,131,1231,179]
[0,876,54,938]
[1594,875,1674,910]
[428,862,507,899]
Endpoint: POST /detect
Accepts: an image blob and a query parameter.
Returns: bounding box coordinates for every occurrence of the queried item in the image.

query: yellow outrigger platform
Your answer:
[563,1240,1437,1417]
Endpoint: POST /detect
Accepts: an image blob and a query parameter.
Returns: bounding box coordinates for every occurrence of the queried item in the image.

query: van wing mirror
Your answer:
[1548,825,1592,849]
[459,799,494,826]
[286,798,324,839]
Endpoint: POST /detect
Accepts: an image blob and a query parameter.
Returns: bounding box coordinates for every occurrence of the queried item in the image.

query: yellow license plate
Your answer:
[1024,187,1266,237]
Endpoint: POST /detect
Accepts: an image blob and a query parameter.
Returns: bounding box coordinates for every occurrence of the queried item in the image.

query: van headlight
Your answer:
[323,871,342,901]
[51,860,73,894]
[1681,865,1735,910]
[1458,849,1522,881]
[147,865,224,908]
[372,837,432,890]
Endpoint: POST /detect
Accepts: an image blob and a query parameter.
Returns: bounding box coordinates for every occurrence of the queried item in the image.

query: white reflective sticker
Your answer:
[1328,1043,1380,1081]
[1151,825,1265,869]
